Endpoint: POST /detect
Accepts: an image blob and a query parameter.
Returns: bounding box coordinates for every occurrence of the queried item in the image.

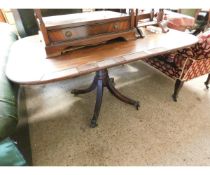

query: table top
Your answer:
[6,29,198,85]
[43,11,129,29]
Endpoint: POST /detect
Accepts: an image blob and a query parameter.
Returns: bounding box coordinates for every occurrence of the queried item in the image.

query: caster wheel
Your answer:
[71,89,76,94]
[204,82,209,89]
[172,94,177,102]
[71,89,78,96]
[135,101,140,110]
[90,120,98,128]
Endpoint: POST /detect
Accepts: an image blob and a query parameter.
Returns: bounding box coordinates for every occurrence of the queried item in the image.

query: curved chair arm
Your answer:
[190,34,210,60]
[161,47,194,71]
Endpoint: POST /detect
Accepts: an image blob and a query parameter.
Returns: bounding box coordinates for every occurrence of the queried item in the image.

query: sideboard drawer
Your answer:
[48,20,130,43]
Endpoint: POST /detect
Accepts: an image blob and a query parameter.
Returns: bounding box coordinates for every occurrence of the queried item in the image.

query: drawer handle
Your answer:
[65,31,72,38]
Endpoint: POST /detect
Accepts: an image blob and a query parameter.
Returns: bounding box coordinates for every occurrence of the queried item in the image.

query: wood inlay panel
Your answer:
[123,51,148,61]
[77,62,98,73]
[98,59,116,67]
[113,56,126,63]
[147,47,168,54]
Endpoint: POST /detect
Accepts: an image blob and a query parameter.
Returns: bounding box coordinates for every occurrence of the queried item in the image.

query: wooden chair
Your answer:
[135,9,155,25]
[135,9,168,37]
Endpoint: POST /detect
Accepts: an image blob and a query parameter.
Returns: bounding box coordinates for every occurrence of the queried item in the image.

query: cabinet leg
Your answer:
[172,79,184,102]
[136,27,145,38]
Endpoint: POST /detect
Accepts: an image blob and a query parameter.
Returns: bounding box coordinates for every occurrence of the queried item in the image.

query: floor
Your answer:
[24,61,210,166]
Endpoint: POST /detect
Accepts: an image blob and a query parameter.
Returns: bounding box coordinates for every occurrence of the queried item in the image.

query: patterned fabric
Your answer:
[166,47,194,70]
[143,57,181,80]
[165,31,210,62]
[192,32,210,59]
[183,59,210,80]
[143,31,210,82]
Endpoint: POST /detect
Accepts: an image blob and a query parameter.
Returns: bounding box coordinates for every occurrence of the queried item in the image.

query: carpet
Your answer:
[24,61,210,165]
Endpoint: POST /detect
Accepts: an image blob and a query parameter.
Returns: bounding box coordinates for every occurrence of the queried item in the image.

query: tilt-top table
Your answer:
[6,29,198,127]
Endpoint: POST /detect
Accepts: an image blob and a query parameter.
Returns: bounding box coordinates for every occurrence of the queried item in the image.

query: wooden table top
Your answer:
[6,29,198,85]
[43,11,129,29]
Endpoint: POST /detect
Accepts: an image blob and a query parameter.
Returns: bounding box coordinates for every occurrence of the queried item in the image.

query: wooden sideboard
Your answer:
[34,9,136,57]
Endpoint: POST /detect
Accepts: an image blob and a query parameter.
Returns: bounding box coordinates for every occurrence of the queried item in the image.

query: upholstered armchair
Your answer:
[142,31,210,101]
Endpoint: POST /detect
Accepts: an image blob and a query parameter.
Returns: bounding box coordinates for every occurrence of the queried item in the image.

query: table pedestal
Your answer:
[71,69,140,128]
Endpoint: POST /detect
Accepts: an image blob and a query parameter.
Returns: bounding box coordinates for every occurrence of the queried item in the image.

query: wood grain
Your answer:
[34,10,136,57]
[48,20,130,43]
[6,29,198,85]
[43,11,129,29]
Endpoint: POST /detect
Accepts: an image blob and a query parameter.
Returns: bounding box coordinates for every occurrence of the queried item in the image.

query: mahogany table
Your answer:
[6,29,198,127]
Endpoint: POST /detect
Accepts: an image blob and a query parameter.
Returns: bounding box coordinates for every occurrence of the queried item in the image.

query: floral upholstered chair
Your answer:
[142,30,210,101]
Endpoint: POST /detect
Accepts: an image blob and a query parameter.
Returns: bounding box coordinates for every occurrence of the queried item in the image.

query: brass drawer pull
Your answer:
[65,31,72,38]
